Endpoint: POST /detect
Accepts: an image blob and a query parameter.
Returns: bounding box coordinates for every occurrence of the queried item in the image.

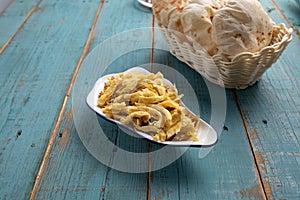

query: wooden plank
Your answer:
[0,0,40,52]
[30,102,108,200]
[234,0,300,199]
[148,36,265,199]
[33,1,153,199]
[271,0,300,33]
[0,1,101,199]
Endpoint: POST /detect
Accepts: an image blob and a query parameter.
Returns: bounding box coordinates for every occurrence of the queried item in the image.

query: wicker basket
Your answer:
[158,23,293,89]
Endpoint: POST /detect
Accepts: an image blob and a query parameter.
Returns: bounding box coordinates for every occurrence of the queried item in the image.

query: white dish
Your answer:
[86,67,218,147]
[137,0,152,8]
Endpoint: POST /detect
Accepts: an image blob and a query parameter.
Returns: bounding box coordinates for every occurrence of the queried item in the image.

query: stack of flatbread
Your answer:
[153,0,274,59]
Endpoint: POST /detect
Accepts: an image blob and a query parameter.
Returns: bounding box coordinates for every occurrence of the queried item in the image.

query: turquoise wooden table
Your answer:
[0,0,299,199]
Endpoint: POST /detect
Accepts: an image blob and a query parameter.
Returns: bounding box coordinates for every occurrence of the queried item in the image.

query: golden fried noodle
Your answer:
[97,71,200,142]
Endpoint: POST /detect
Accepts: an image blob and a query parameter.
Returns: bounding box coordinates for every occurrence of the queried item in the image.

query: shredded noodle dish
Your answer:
[97,71,200,142]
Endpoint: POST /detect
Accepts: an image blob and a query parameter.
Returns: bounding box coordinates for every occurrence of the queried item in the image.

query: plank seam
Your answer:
[150,14,155,73]
[0,0,42,55]
[147,143,152,200]
[270,0,300,38]
[177,160,181,200]
[232,91,268,200]
[101,130,119,200]
[29,1,105,199]
[147,14,156,200]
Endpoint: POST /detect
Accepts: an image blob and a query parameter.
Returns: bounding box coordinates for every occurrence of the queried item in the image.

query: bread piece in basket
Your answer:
[153,0,293,89]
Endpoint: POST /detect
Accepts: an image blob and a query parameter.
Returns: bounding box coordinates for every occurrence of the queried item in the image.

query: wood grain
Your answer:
[0,0,41,54]
[29,1,105,199]
[271,0,300,35]
[32,0,153,199]
[0,0,101,199]
[148,39,265,199]
[0,0,299,199]
[235,0,300,199]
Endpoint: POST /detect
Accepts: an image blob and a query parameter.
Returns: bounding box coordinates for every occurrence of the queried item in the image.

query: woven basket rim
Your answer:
[157,22,293,89]
[158,23,293,63]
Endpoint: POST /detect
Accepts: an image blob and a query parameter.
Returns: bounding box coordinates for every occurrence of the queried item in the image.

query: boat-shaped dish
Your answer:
[86,67,218,147]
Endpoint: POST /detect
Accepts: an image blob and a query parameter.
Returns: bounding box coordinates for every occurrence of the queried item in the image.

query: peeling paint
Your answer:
[253,151,273,198]
[249,128,259,141]
[239,185,264,199]
[58,108,73,149]
[65,108,73,124]
[249,129,273,199]
[58,129,70,149]
[100,186,105,192]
